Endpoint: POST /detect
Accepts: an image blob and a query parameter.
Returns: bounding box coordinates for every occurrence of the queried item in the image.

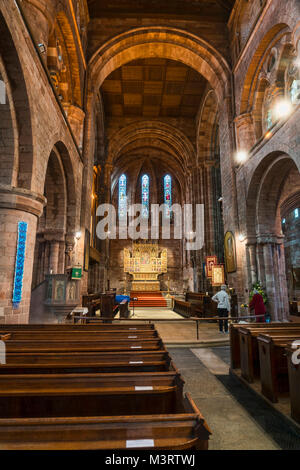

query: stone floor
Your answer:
[169,346,300,450]
[128,307,230,346]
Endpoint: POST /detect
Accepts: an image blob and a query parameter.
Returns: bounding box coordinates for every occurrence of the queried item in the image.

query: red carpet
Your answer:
[129,291,167,308]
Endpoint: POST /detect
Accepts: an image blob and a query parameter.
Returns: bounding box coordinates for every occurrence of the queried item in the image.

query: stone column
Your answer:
[256,243,266,286]
[247,243,257,285]
[0,186,45,323]
[262,241,278,321]
[49,241,60,274]
[275,240,289,321]
[234,113,256,152]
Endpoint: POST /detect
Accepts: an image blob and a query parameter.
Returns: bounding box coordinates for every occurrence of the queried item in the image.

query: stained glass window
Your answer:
[164,174,172,218]
[290,79,300,104]
[118,174,127,219]
[141,174,149,218]
[266,109,273,129]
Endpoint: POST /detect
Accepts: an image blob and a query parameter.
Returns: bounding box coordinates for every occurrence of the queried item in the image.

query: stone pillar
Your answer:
[234,113,256,152]
[275,240,289,321]
[49,241,60,274]
[262,241,278,321]
[256,243,266,286]
[247,243,257,285]
[0,186,45,323]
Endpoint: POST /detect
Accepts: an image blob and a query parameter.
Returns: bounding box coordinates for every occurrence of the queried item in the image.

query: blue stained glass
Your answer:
[118,174,127,219]
[141,174,149,218]
[12,221,28,308]
[164,174,172,218]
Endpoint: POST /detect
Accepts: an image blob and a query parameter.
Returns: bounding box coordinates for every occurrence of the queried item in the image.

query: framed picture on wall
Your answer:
[205,255,218,278]
[212,264,225,286]
[224,231,237,273]
[84,229,90,272]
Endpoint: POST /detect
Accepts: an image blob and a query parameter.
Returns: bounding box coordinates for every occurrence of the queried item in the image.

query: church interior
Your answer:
[0,0,300,451]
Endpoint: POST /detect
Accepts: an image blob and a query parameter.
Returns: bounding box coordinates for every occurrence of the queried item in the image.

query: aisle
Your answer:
[169,347,300,450]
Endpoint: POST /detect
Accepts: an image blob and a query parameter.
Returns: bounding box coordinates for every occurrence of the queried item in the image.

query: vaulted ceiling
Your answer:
[87,0,234,20]
[101,58,207,119]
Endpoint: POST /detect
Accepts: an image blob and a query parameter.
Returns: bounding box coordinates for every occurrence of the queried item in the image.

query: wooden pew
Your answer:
[230,322,300,370]
[173,299,191,318]
[0,330,158,341]
[238,326,300,383]
[0,324,212,450]
[0,393,211,450]
[0,350,172,374]
[0,323,155,331]
[257,333,300,403]
[286,344,300,425]
[0,370,185,419]
[119,299,130,319]
[2,337,164,353]
[82,292,118,319]
[185,293,205,318]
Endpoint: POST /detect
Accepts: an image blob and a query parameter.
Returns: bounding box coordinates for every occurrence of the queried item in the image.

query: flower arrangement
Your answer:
[249,281,268,305]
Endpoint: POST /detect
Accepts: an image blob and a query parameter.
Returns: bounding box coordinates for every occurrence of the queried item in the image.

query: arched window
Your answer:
[164,174,172,218]
[118,174,127,219]
[266,109,273,130]
[290,79,300,104]
[141,174,149,218]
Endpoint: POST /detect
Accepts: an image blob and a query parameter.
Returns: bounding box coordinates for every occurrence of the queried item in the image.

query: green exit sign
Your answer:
[71,267,82,280]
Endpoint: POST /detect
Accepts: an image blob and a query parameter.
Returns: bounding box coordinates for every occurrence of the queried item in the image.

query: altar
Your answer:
[124,242,167,292]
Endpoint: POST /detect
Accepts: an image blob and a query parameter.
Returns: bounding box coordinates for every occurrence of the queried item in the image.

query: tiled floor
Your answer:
[169,346,300,450]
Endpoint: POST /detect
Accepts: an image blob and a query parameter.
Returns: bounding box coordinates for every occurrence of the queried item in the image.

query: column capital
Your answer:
[256,234,285,245]
[0,185,46,217]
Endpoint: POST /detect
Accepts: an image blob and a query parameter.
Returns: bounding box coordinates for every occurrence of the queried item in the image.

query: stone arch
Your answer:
[245,152,300,320]
[240,23,291,114]
[88,27,231,103]
[107,121,196,171]
[47,10,83,108]
[32,141,77,287]
[196,89,219,164]
[0,10,34,189]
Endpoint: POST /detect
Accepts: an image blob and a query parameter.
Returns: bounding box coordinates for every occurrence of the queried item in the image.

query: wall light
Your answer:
[235,150,248,164]
[273,98,293,121]
[75,231,82,240]
[238,233,246,242]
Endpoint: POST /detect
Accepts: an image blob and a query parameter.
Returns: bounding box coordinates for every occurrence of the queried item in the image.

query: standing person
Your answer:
[249,288,266,323]
[212,285,231,333]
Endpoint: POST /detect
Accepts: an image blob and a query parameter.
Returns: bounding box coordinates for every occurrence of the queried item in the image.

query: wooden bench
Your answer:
[0,330,158,341]
[0,324,212,450]
[0,393,211,450]
[286,344,300,425]
[0,323,155,331]
[2,338,164,353]
[257,333,300,403]
[0,370,185,419]
[229,322,300,370]
[0,350,173,374]
[238,326,300,383]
